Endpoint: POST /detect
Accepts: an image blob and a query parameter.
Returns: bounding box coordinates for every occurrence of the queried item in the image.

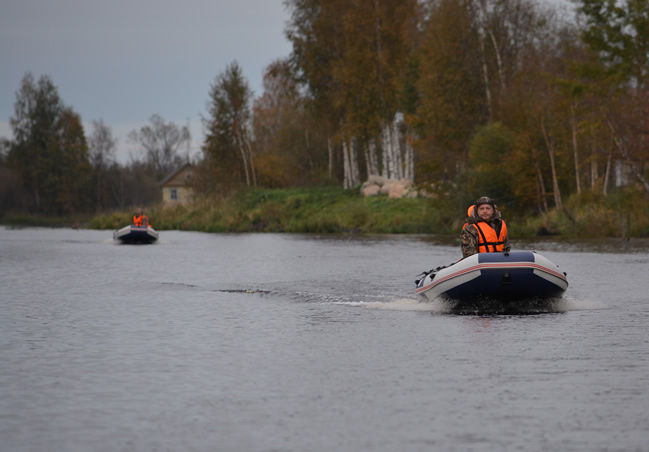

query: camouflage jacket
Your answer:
[460,209,511,258]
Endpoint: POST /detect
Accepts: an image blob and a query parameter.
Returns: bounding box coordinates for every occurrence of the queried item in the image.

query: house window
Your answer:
[170,188,178,200]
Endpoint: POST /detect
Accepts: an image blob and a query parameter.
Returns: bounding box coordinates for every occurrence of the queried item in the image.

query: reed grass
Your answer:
[80,185,649,239]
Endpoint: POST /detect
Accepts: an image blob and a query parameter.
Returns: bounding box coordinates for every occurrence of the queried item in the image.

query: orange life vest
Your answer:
[133,215,149,227]
[472,221,507,253]
[463,220,507,253]
[463,205,507,253]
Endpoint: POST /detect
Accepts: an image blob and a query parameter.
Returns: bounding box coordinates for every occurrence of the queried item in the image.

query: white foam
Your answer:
[336,297,451,312]
[558,299,608,311]
[336,297,608,315]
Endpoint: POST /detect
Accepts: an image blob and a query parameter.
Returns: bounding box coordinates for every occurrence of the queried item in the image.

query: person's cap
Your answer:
[474,196,496,208]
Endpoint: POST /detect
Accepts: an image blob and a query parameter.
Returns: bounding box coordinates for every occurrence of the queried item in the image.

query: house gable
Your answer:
[161,163,195,204]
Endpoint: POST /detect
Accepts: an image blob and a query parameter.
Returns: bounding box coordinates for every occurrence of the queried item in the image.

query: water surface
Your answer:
[1,228,648,451]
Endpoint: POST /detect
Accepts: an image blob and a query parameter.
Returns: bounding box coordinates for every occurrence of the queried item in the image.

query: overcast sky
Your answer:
[1,0,293,162]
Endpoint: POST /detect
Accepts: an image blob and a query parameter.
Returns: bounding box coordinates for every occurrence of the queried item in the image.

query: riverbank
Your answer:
[89,186,448,234]
[5,186,647,238]
[1,214,88,229]
[85,186,648,239]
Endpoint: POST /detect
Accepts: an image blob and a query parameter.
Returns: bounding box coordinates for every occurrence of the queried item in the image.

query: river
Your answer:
[1,228,648,452]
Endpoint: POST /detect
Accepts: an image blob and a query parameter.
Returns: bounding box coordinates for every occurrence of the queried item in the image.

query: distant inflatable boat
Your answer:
[415,251,568,312]
[113,225,159,243]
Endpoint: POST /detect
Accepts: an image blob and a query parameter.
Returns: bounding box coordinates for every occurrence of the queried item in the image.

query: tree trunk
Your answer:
[533,147,549,212]
[96,171,102,211]
[606,118,649,194]
[381,122,391,179]
[350,137,360,187]
[404,136,414,182]
[488,27,506,94]
[111,172,125,211]
[342,138,351,189]
[235,128,251,186]
[477,0,506,94]
[391,119,403,180]
[363,140,379,178]
[478,28,493,120]
[328,136,334,180]
[590,158,598,189]
[364,143,371,178]
[603,151,612,197]
[541,116,562,209]
[238,143,251,186]
[367,139,379,176]
[244,127,257,188]
[570,103,581,194]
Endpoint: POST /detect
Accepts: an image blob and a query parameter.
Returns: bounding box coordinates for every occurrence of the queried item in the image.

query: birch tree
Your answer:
[574,0,649,194]
[473,0,540,119]
[286,0,416,187]
[286,0,346,180]
[416,0,487,181]
[337,0,416,182]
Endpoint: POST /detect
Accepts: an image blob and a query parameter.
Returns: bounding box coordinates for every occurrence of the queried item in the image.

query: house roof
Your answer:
[160,162,193,187]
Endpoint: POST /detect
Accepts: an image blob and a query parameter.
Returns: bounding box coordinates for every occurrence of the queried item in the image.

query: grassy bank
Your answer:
[521,188,649,239]
[89,186,454,234]
[1,213,90,229]
[85,185,649,239]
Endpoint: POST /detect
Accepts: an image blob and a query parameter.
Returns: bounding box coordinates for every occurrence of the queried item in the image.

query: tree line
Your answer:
[0,73,192,216]
[2,0,647,219]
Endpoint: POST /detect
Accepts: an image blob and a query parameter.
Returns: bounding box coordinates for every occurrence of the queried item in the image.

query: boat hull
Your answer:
[415,251,568,310]
[113,225,159,243]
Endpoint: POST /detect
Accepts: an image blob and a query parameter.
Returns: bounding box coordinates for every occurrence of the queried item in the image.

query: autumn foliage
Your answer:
[3,0,648,222]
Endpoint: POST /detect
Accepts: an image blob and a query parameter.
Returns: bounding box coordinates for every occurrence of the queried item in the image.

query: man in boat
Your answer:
[460,196,510,258]
[133,208,151,227]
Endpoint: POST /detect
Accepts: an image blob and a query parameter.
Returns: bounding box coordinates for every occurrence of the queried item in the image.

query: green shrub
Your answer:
[86,185,649,238]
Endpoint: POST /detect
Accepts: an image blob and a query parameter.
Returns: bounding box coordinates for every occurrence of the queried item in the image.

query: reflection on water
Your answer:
[1,228,648,452]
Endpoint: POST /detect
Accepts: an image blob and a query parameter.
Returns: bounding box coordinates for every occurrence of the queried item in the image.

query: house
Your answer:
[160,163,194,205]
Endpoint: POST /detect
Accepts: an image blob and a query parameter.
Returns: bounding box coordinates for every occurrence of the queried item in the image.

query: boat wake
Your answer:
[336,297,449,312]
[157,281,607,315]
[336,296,607,315]
[339,297,556,314]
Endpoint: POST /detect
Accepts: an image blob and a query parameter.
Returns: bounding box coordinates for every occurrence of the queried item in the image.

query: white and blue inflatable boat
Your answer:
[113,225,159,243]
[415,251,568,311]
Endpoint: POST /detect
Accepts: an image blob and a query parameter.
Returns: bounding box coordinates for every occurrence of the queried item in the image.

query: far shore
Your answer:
[4,186,648,240]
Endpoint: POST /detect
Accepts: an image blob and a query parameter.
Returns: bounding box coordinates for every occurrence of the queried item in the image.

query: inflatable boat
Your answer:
[113,225,159,243]
[415,251,568,312]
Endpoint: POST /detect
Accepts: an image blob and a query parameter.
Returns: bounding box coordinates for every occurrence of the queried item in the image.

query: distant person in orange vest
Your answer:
[460,196,510,258]
[133,208,151,227]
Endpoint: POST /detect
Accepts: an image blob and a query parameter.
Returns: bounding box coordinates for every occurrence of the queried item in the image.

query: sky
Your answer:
[1,0,293,162]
